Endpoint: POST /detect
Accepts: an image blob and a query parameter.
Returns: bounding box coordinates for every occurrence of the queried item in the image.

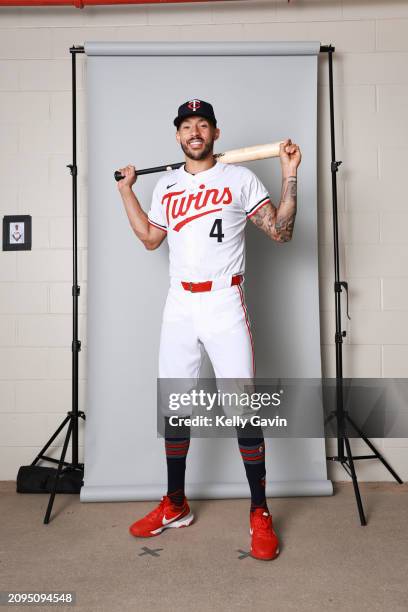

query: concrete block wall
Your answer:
[0,0,407,483]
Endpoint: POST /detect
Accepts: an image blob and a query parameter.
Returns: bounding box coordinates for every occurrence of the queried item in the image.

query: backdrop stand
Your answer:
[32,42,401,525]
[31,46,86,524]
[323,45,403,526]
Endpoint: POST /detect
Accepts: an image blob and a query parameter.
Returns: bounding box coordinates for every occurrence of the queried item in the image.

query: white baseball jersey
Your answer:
[148,161,270,282]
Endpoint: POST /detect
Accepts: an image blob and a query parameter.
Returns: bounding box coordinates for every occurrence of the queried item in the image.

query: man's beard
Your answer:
[180,138,214,161]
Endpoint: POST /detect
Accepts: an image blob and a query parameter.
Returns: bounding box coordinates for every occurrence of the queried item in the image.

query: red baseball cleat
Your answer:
[129,495,194,538]
[250,509,280,560]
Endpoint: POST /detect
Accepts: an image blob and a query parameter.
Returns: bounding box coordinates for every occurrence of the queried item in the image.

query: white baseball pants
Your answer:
[158,281,255,380]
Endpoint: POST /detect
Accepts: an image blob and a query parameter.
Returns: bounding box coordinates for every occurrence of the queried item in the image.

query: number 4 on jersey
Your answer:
[209,218,224,243]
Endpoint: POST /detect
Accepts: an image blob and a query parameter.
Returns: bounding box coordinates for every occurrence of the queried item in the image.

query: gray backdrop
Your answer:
[81,41,332,502]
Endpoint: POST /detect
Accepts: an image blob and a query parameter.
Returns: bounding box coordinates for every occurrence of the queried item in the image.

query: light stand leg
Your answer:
[31,416,71,467]
[44,419,74,524]
[346,414,403,483]
[343,436,367,526]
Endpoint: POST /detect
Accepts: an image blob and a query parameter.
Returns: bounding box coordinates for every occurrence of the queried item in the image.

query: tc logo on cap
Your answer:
[187,99,201,111]
[173,99,216,128]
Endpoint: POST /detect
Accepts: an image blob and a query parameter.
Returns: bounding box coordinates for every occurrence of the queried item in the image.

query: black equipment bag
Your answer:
[16,465,83,494]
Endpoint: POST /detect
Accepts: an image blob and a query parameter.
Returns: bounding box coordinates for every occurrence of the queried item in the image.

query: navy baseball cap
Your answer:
[173,99,217,129]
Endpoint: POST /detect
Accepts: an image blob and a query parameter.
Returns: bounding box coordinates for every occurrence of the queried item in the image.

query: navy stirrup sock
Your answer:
[164,416,191,507]
[237,424,269,513]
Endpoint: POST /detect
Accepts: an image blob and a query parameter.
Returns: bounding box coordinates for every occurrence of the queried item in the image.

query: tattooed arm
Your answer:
[249,139,301,243]
[250,175,297,243]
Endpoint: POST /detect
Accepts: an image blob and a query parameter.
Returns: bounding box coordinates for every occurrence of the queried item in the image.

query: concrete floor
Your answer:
[1,482,408,612]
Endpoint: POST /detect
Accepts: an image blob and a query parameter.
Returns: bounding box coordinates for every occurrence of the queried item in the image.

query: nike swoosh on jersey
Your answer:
[162,511,183,525]
[167,182,177,189]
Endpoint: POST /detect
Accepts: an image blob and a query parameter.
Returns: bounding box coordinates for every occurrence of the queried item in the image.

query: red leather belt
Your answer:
[181,274,243,293]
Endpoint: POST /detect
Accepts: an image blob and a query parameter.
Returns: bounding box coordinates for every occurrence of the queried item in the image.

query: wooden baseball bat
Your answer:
[215,141,284,164]
[114,140,285,181]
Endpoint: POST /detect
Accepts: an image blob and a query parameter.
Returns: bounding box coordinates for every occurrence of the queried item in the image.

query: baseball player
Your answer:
[117,99,301,560]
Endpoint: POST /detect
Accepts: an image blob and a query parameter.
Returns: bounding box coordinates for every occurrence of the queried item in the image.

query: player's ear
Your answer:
[175,130,180,144]
[214,127,220,141]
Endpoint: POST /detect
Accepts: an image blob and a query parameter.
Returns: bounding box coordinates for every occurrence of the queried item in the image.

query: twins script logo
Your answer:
[162,184,232,231]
